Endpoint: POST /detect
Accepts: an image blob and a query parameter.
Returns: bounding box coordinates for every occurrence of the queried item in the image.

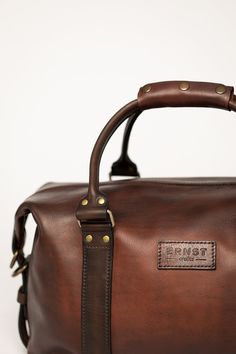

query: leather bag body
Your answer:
[11,81,236,354]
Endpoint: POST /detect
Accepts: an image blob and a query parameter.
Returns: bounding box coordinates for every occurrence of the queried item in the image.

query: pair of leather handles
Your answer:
[77,81,236,224]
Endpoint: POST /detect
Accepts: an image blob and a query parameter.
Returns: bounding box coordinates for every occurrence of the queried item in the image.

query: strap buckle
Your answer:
[12,263,28,277]
[10,250,21,269]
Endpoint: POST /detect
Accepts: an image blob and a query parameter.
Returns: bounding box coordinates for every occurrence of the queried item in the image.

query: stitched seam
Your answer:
[158,241,216,269]
[82,234,113,354]
[81,246,87,354]
[158,241,215,269]
[212,242,216,268]
[158,242,161,268]
[158,241,215,268]
[158,241,215,244]
[85,246,110,249]
[104,246,112,354]
[103,179,236,187]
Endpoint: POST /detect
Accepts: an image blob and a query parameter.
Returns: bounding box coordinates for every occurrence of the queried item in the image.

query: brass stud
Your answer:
[85,234,93,243]
[142,84,152,93]
[81,199,88,206]
[179,82,190,91]
[103,235,110,243]
[98,197,105,205]
[216,84,226,95]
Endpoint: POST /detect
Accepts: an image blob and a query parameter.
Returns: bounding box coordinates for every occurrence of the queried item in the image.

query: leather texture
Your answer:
[138,81,234,110]
[11,81,236,354]
[76,81,235,210]
[157,240,216,269]
[111,82,236,178]
[14,178,236,353]
[80,222,113,354]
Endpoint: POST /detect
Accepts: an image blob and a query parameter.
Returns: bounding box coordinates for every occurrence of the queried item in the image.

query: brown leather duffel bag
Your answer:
[11,81,236,354]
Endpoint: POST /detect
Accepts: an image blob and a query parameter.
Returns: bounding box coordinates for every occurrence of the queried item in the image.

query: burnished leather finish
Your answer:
[77,81,236,213]
[138,81,234,110]
[11,81,236,354]
[111,84,236,179]
[13,178,236,353]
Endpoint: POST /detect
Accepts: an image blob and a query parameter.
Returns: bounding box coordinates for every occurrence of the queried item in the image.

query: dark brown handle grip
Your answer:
[110,81,236,177]
[77,81,236,224]
[138,81,234,110]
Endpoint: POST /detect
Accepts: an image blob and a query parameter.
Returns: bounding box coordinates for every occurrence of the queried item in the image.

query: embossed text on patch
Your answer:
[158,241,216,270]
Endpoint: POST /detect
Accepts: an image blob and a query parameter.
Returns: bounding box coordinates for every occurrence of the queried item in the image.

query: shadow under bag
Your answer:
[11,80,236,354]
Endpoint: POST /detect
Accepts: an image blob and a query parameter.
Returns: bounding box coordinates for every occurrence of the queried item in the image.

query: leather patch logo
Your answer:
[158,241,216,270]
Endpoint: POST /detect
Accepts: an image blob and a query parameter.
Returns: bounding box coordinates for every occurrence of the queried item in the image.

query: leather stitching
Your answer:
[158,241,216,269]
[86,246,110,249]
[81,230,113,354]
[81,246,87,354]
[104,247,112,353]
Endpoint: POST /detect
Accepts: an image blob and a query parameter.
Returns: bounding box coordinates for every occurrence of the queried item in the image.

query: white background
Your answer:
[1,0,236,352]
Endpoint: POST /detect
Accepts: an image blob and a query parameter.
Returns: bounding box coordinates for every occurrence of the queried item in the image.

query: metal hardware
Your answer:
[85,234,93,243]
[98,197,105,205]
[179,82,190,91]
[142,84,152,93]
[102,235,110,243]
[81,199,89,206]
[107,209,115,227]
[10,250,19,269]
[77,209,115,228]
[12,263,28,277]
[216,84,226,95]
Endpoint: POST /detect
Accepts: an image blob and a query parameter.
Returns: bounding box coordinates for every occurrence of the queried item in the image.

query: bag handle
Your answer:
[110,81,236,178]
[77,81,236,224]
[109,111,141,178]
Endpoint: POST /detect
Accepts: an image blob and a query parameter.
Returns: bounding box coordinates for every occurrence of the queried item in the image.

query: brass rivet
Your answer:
[142,84,152,93]
[98,197,105,205]
[103,235,110,243]
[179,82,190,91]
[85,234,93,243]
[81,199,88,206]
[216,84,226,95]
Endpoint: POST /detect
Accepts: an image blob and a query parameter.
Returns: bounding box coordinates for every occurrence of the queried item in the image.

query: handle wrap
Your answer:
[138,81,234,110]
